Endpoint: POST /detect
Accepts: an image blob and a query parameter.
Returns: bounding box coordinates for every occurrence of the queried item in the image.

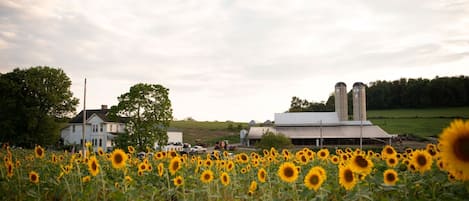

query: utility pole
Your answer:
[359,92,363,150]
[82,78,87,157]
[320,120,323,148]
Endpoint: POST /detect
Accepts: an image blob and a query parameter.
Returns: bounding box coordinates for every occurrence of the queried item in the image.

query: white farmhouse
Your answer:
[60,105,126,152]
[61,105,183,152]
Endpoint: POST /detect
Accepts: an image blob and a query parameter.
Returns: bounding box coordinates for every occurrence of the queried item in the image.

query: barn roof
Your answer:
[248,125,393,139]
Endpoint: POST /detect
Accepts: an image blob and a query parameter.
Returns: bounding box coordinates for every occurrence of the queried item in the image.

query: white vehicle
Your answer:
[190,145,207,153]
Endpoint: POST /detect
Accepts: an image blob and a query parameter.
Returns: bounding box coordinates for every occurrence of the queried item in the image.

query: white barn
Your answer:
[247,82,395,146]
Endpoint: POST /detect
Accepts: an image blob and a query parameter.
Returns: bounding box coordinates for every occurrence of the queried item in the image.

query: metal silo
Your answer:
[335,82,348,121]
[353,82,367,121]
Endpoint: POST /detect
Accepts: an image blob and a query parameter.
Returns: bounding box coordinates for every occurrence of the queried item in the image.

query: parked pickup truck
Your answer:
[190,145,207,154]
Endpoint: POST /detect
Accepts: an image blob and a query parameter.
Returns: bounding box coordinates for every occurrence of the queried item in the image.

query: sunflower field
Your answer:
[1,119,469,200]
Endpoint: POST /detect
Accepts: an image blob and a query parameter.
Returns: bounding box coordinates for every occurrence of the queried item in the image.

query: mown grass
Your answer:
[368,107,469,138]
[170,121,248,146]
[367,107,469,118]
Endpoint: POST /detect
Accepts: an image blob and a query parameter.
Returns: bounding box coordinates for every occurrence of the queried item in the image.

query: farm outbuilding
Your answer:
[247,82,395,146]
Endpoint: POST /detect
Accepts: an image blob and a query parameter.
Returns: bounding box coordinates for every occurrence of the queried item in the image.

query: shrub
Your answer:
[256,131,293,150]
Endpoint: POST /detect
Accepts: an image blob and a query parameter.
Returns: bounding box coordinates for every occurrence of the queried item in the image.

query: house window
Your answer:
[110,124,113,132]
[80,139,83,146]
[72,125,75,132]
[100,124,104,132]
[99,139,102,146]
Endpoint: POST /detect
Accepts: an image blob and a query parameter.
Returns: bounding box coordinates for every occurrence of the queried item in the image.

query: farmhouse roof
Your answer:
[69,109,128,123]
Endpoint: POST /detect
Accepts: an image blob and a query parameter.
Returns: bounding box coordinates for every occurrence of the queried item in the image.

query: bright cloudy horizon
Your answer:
[1,0,468,122]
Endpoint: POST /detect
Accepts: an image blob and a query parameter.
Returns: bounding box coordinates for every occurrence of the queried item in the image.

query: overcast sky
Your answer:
[1,0,468,122]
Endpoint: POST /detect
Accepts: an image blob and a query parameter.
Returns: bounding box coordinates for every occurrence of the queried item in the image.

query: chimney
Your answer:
[353,82,366,121]
[101,105,108,110]
[334,82,348,121]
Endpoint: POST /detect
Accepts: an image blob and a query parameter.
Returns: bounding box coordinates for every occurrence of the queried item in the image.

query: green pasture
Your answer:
[368,107,469,138]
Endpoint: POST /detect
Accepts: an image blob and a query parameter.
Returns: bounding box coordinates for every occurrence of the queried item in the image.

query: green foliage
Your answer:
[256,131,293,150]
[109,83,173,151]
[289,96,334,112]
[0,66,78,147]
[365,76,469,109]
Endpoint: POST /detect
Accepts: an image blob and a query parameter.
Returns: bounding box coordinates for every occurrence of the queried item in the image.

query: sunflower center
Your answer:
[31,174,37,181]
[260,171,265,179]
[386,173,395,182]
[284,167,294,177]
[453,136,469,162]
[417,155,427,166]
[114,154,123,164]
[241,155,247,161]
[386,148,394,155]
[428,149,437,156]
[309,174,319,185]
[204,173,211,180]
[172,162,179,170]
[37,148,43,156]
[389,158,396,164]
[355,156,368,168]
[320,152,326,157]
[92,162,97,170]
[344,169,354,182]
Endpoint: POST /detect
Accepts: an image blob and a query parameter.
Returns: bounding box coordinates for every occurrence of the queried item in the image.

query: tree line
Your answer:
[366,76,469,109]
[289,76,469,112]
[1,66,173,150]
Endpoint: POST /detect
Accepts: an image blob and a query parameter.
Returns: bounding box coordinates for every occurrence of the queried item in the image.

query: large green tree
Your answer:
[110,83,173,151]
[0,66,78,147]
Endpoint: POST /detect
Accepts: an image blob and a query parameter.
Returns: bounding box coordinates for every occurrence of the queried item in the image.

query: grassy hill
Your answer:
[170,120,248,146]
[368,107,469,138]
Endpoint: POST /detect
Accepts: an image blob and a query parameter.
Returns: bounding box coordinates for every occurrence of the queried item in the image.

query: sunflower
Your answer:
[311,166,327,180]
[82,175,91,183]
[317,149,329,160]
[383,169,398,185]
[154,152,163,160]
[226,161,235,172]
[386,156,399,168]
[98,148,104,156]
[330,155,340,164]
[277,162,299,183]
[200,170,214,183]
[282,149,291,158]
[125,175,133,183]
[220,172,230,186]
[51,154,58,163]
[249,181,257,192]
[138,162,147,172]
[425,144,438,157]
[88,156,100,176]
[258,168,267,183]
[111,149,128,169]
[350,154,373,175]
[169,157,181,175]
[339,165,356,190]
[169,150,178,158]
[298,154,309,165]
[6,162,14,178]
[238,153,249,163]
[410,150,433,174]
[304,168,325,191]
[381,145,397,159]
[241,168,248,174]
[34,145,45,159]
[438,119,469,180]
[204,159,213,168]
[173,176,184,187]
[29,171,39,184]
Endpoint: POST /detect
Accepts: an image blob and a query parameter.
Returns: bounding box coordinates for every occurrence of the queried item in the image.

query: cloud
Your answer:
[1,0,469,121]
